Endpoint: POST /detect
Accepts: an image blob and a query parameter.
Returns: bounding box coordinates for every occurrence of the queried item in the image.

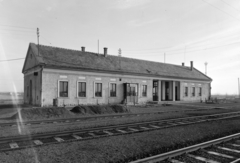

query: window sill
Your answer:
[57,97,69,99]
[76,97,87,99]
[109,96,117,98]
[94,97,103,99]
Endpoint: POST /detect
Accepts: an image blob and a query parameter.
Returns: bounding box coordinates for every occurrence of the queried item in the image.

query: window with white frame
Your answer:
[110,83,116,97]
[59,81,68,97]
[142,85,147,97]
[95,83,102,97]
[184,87,188,96]
[199,87,202,96]
[78,82,86,97]
[192,87,195,96]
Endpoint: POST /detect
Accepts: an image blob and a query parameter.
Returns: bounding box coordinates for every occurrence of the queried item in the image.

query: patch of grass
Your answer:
[1,118,240,163]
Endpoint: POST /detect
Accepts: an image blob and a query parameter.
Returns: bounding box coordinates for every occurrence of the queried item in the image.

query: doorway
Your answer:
[153,81,158,101]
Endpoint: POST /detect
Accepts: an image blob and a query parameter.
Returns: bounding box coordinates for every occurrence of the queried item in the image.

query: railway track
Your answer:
[0,108,222,128]
[0,103,239,128]
[131,132,240,163]
[1,111,240,152]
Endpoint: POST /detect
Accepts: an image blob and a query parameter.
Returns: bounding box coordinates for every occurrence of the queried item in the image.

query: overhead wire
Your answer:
[220,0,240,13]
[123,34,240,53]
[0,24,35,30]
[0,58,25,62]
[125,40,240,56]
[202,0,240,22]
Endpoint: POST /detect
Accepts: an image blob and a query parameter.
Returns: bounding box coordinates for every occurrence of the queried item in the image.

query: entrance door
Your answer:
[153,81,158,101]
[126,84,138,104]
[165,82,169,100]
[175,86,177,100]
[29,80,32,104]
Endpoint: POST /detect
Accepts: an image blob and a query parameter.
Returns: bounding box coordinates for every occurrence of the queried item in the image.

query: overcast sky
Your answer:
[0,0,240,95]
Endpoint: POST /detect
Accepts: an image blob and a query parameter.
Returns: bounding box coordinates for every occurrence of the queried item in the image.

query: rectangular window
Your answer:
[95,83,102,97]
[142,85,147,97]
[110,83,116,97]
[59,81,68,97]
[184,87,188,96]
[78,82,86,97]
[199,87,202,96]
[192,87,195,96]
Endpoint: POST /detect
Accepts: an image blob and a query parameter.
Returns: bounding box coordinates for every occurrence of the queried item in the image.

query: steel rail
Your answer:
[0,110,240,143]
[130,133,240,163]
[1,108,240,128]
[1,111,240,143]
[0,111,240,152]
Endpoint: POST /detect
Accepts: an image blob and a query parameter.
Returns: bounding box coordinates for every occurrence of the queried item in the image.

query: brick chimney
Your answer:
[81,47,85,52]
[104,47,107,57]
[182,62,185,66]
[190,61,193,70]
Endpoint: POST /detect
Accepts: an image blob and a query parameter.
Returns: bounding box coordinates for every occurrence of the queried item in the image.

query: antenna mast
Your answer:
[98,39,99,54]
[118,48,121,57]
[164,53,166,63]
[37,28,40,56]
[204,62,208,75]
[238,78,240,98]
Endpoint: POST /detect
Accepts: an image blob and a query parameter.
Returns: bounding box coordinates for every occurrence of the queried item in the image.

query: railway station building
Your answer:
[22,43,212,107]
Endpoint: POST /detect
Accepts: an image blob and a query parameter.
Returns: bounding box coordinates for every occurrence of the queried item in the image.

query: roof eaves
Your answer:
[44,64,212,82]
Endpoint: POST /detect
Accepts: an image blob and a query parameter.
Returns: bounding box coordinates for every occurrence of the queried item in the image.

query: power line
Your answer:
[125,40,240,55]
[0,24,35,30]
[221,0,240,13]
[124,35,240,53]
[202,0,240,22]
[0,58,25,62]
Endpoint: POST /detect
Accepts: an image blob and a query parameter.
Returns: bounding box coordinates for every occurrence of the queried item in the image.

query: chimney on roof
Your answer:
[81,47,85,52]
[104,47,107,57]
[190,61,193,70]
[182,62,185,66]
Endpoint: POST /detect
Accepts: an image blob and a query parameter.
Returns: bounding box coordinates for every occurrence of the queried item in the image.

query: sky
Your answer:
[0,0,240,95]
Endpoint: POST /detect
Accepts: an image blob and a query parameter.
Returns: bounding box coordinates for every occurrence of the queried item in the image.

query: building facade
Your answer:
[22,43,212,107]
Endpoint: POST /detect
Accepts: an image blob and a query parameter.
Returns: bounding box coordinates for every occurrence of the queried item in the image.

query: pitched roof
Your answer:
[26,43,212,81]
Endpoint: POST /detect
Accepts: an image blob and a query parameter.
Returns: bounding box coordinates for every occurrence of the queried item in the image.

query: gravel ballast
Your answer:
[1,118,240,163]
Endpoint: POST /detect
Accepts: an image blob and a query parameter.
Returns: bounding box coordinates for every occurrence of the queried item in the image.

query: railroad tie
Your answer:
[149,125,160,129]
[33,140,43,145]
[140,126,149,130]
[88,133,97,137]
[169,159,185,163]
[54,137,64,142]
[128,128,139,132]
[116,129,127,133]
[103,130,114,135]
[204,150,235,159]
[187,154,220,163]
[9,142,19,149]
[72,134,82,140]
[230,143,240,147]
[216,146,240,153]
[230,158,240,163]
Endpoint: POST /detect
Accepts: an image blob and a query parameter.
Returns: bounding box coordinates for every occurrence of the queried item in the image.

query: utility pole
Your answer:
[238,78,240,98]
[204,62,208,75]
[118,48,121,57]
[164,53,166,63]
[37,28,39,56]
[118,48,121,70]
[98,40,99,54]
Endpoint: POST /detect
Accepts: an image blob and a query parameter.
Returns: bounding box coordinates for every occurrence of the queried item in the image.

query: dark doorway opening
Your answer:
[165,82,169,100]
[153,81,158,101]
